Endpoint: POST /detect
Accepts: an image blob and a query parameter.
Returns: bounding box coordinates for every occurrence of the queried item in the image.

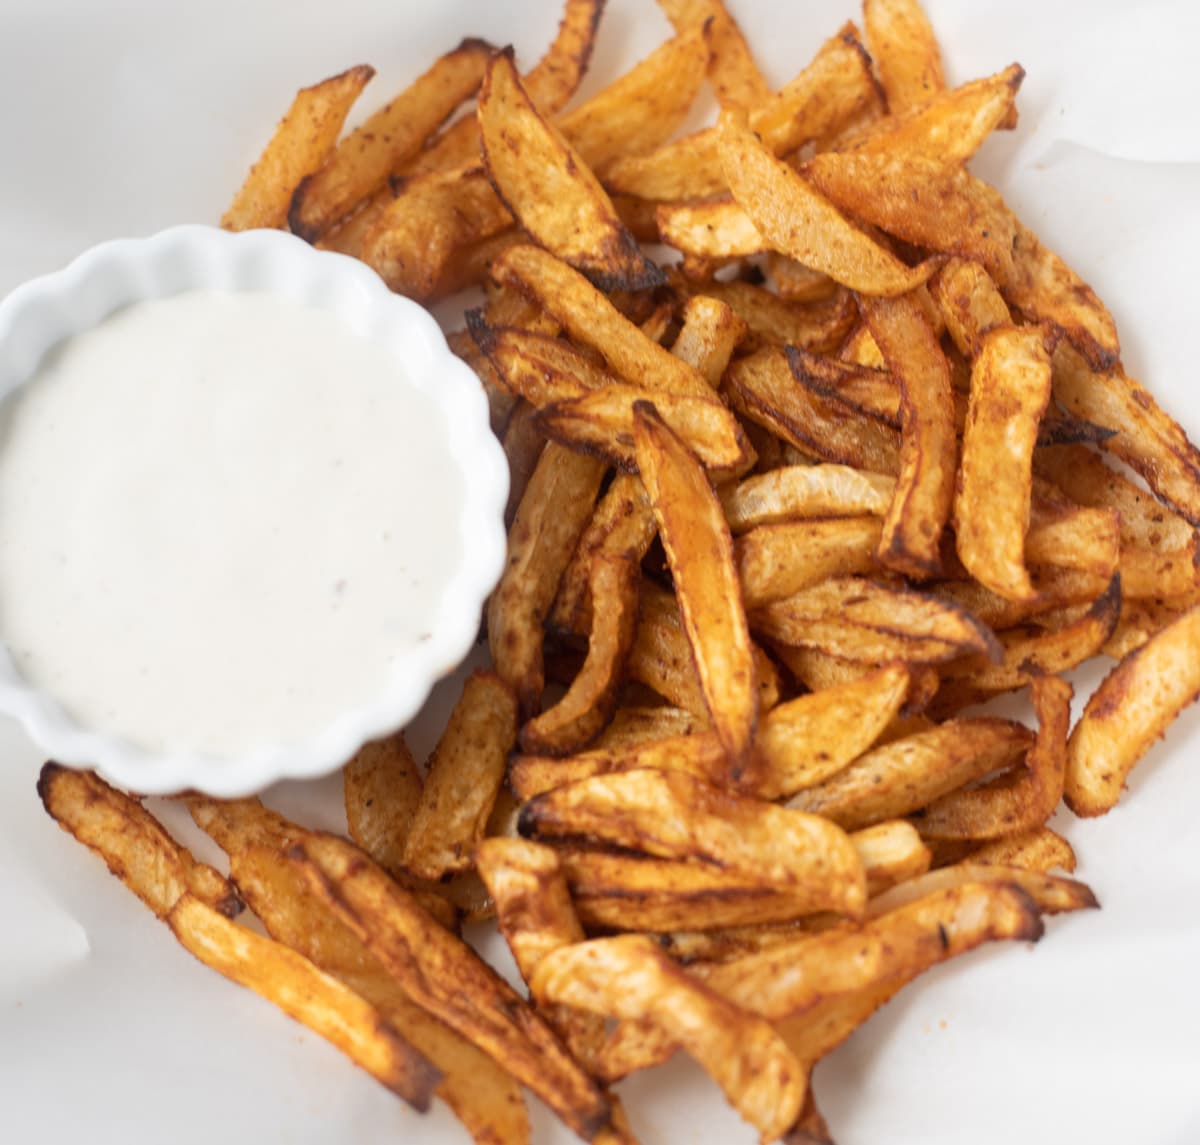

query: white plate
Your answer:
[2,1,1199,1142]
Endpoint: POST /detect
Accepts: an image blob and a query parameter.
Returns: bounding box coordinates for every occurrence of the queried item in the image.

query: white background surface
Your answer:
[2,1,1200,1142]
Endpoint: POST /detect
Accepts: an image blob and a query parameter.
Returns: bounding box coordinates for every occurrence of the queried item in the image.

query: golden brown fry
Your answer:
[867,864,1097,918]
[519,768,866,909]
[736,517,882,608]
[502,401,548,527]
[635,402,758,771]
[657,0,770,111]
[169,894,441,1112]
[488,443,606,715]
[293,832,615,1140]
[863,0,945,112]
[847,63,1024,164]
[693,280,856,354]
[967,827,1077,874]
[1005,223,1119,371]
[655,197,768,260]
[558,24,709,175]
[917,676,1072,839]
[289,41,492,240]
[1025,503,1121,580]
[752,575,999,664]
[954,323,1053,601]
[343,733,423,879]
[493,245,712,398]
[532,934,805,1140]
[803,151,1015,284]
[726,347,900,474]
[402,671,518,879]
[669,294,748,385]
[719,113,938,296]
[315,186,393,258]
[1065,604,1200,816]
[787,717,1034,830]
[479,51,663,292]
[222,65,374,231]
[520,555,639,755]
[521,0,607,114]
[859,291,956,578]
[37,764,240,919]
[928,256,1012,358]
[721,464,896,533]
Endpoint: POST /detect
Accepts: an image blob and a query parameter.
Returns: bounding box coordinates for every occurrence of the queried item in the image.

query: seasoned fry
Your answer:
[479,51,663,292]
[866,864,1097,918]
[656,0,770,111]
[669,294,748,385]
[532,935,805,1140]
[289,41,492,240]
[37,764,240,919]
[721,464,896,532]
[968,827,1077,874]
[635,402,758,771]
[719,113,938,296]
[863,0,945,112]
[222,65,374,231]
[519,554,639,755]
[293,833,615,1140]
[859,291,957,578]
[787,717,1034,830]
[1065,604,1200,817]
[402,671,518,879]
[343,733,423,878]
[928,256,1012,358]
[694,280,856,353]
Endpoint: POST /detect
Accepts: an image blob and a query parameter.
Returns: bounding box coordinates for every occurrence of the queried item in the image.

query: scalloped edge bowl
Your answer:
[0,224,509,796]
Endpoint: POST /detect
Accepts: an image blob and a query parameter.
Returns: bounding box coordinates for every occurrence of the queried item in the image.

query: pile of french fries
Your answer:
[41,1,1200,1141]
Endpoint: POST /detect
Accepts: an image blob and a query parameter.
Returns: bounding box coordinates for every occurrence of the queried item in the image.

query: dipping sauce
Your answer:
[0,290,463,757]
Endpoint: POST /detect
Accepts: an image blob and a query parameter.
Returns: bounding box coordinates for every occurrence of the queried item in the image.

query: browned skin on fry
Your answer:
[863,0,945,112]
[634,402,758,773]
[721,464,896,532]
[859,292,956,578]
[479,51,663,292]
[656,0,770,111]
[343,733,423,877]
[222,65,374,231]
[967,827,1077,874]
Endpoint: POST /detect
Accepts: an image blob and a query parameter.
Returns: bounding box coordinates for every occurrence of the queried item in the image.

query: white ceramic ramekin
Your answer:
[0,224,509,796]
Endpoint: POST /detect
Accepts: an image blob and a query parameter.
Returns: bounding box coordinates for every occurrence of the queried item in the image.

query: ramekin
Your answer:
[0,224,509,796]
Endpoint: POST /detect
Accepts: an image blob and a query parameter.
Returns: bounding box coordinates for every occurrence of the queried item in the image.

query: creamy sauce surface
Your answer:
[0,290,462,757]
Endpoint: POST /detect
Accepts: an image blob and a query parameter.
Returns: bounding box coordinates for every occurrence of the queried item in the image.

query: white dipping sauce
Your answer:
[0,290,463,758]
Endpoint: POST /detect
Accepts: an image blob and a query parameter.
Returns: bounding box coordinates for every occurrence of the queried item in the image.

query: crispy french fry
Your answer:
[967,827,1077,874]
[519,555,639,756]
[289,41,492,240]
[669,294,748,385]
[954,323,1053,601]
[293,832,616,1140]
[787,717,1034,830]
[656,0,770,111]
[863,0,945,112]
[693,280,856,354]
[402,671,518,879]
[859,291,957,578]
[721,464,896,532]
[719,113,938,296]
[532,935,805,1140]
[634,402,758,771]
[488,443,606,715]
[479,51,663,292]
[928,256,1012,358]
[655,197,768,260]
[1065,604,1200,816]
[502,401,548,526]
[37,764,240,918]
[343,733,423,879]
[222,65,374,231]
[867,864,1097,918]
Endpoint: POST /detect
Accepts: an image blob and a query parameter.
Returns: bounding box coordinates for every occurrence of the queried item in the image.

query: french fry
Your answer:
[37,764,240,919]
[846,64,1024,164]
[222,65,374,231]
[866,864,1098,918]
[656,0,770,111]
[967,827,1077,874]
[863,0,945,112]
[531,934,806,1141]
[655,197,769,261]
[634,402,758,771]
[719,112,938,296]
[169,895,442,1112]
[402,671,518,880]
[479,51,664,292]
[288,41,492,240]
[859,291,957,578]
[293,832,616,1140]
[954,323,1053,600]
[501,401,548,526]
[752,575,999,664]
[519,768,867,910]
[1065,604,1200,816]
[343,733,423,879]
[558,25,709,176]
[721,464,896,532]
[787,717,1034,830]
[669,294,748,385]
[735,517,882,608]
[775,644,939,716]
[487,443,606,715]
[1025,503,1121,581]
[928,256,1012,358]
[917,676,1072,839]
[692,280,857,353]
[802,151,1016,284]
[492,245,713,398]
[519,554,639,756]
